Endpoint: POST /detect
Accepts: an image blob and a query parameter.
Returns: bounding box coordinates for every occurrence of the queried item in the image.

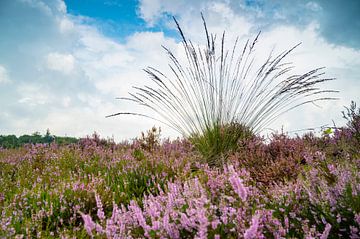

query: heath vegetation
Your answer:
[1,105,360,238]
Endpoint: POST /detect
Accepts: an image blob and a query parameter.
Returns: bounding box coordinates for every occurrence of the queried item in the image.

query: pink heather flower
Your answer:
[320,223,332,239]
[211,219,220,229]
[214,235,220,239]
[95,224,104,234]
[95,193,105,221]
[179,213,192,231]
[350,226,359,238]
[303,153,313,164]
[244,213,260,239]
[355,213,360,225]
[229,172,247,201]
[162,213,179,238]
[80,212,96,236]
[196,210,209,239]
[327,164,336,175]
[129,201,148,230]
[284,216,289,231]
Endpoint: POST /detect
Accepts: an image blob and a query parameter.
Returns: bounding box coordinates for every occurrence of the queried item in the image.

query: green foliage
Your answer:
[323,127,332,135]
[0,130,78,148]
[0,135,19,148]
[53,136,78,145]
[132,148,146,161]
[190,122,253,167]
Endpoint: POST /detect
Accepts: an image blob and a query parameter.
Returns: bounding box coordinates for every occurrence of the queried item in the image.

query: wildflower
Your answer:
[80,212,96,237]
[355,213,360,225]
[228,165,248,201]
[244,213,260,239]
[320,223,332,239]
[95,193,105,221]
[327,164,336,174]
[211,219,220,229]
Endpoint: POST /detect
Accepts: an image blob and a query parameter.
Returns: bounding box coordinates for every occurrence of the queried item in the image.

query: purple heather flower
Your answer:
[355,213,360,225]
[211,219,220,229]
[129,201,148,230]
[80,212,96,237]
[327,164,336,175]
[320,223,332,239]
[228,166,248,201]
[350,226,359,238]
[244,213,260,239]
[95,193,105,221]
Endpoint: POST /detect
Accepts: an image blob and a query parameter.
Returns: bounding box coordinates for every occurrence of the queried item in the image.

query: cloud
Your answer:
[0,65,10,83]
[46,52,75,74]
[138,0,360,49]
[305,1,322,12]
[59,17,75,33]
[138,0,162,26]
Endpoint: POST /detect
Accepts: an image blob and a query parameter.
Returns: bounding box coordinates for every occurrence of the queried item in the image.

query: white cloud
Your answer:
[306,1,322,12]
[20,0,52,15]
[62,96,71,107]
[138,0,162,26]
[0,65,10,83]
[46,52,75,74]
[17,83,49,106]
[56,0,67,13]
[59,17,74,33]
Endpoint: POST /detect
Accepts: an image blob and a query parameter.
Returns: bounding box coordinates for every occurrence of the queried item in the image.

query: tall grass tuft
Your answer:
[108,15,337,166]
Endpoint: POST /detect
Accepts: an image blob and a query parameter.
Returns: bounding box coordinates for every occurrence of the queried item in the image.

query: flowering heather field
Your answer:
[0,121,359,239]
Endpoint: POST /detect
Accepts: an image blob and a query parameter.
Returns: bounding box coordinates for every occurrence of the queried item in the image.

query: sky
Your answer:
[0,0,359,141]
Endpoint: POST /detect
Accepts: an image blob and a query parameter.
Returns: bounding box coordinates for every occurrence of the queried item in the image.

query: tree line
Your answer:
[0,129,78,148]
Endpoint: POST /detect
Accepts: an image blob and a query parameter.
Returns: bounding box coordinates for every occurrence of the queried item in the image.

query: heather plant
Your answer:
[0,135,194,238]
[341,101,360,147]
[108,15,337,165]
[138,126,162,152]
[1,126,360,238]
[226,133,309,186]
[267,155,360,238]
[313,102,360,161]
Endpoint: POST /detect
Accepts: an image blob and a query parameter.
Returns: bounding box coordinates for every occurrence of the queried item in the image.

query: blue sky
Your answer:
[0,0,359,140]
[64,0,178,40]
[65,0,145,37]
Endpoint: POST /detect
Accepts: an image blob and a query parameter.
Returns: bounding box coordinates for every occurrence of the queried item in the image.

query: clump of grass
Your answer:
[190,122,253,167]
[108,14,337,166]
